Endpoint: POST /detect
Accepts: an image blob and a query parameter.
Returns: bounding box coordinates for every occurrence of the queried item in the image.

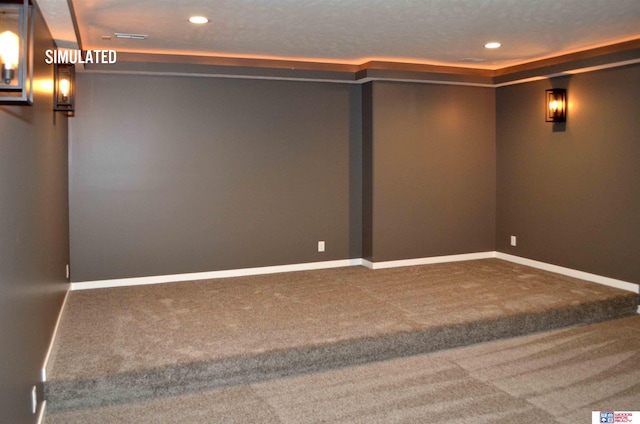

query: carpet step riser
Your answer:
[44,298,638,413]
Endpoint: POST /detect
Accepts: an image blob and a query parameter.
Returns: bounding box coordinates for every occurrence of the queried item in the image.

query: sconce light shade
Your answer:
[545,88,567,123]
[54,63,75,113]
[0,0,33,104]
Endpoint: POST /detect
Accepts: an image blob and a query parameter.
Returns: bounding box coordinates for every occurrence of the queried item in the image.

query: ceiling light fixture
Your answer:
[188,16,209,24]
[484,42,501,49]
[114,33,148,40]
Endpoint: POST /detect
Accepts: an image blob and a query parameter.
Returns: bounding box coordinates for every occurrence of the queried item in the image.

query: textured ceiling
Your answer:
[38,0,640,69]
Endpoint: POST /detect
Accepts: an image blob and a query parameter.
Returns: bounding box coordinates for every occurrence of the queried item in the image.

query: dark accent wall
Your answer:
[361,82,374,260]
[69,74,361,281]
[363,81,496,262]
[70,58,638,287]
[0,6,69,424]
[497,64,640,284]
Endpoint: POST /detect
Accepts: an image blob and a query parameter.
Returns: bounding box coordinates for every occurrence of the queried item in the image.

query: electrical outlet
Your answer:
[66,264,70,279]
[31,386,37,414]
[318,241,325,252]
[510,235,517,247]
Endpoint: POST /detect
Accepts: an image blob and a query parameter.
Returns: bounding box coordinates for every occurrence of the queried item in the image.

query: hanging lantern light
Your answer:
[0,0,33,104]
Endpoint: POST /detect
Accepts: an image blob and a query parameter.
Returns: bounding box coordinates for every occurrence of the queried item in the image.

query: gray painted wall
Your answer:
[361,83,374,260]
[69,61,638,287]
[70,74,361,281]
[0,7,69,424]
[364,81,496,262]
[497,64,640,284]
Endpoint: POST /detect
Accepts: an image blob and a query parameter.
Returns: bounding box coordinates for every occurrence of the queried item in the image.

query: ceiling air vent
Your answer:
[114,33,148,40]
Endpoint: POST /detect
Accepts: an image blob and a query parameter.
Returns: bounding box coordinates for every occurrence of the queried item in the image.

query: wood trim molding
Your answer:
[112,52,361,73]
[83,38,640,86]
[360,60,495,77]
[495,38,640,77]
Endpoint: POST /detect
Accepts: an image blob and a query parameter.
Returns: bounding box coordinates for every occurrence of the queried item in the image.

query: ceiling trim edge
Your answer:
[78,39,640,87]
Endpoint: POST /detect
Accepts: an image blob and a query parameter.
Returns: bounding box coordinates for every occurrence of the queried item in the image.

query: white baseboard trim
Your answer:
[71,259,363,291]
[496,252,639,294]
[69,252,638,297]
[363,251,496,270]
[36,400,46,424]
[41,286,70,382]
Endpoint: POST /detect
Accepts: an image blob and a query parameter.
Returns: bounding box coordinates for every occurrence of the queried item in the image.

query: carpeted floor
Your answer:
[44,259,639,418]
[46,315,640,423]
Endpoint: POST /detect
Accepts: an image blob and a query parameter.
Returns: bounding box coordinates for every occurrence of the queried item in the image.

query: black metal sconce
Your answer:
[0,0,33,104]
[54,63,75,113]
[545,88,567,123]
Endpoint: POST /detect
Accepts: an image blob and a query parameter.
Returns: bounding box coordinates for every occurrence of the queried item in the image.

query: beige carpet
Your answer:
[44,259,638,415]
[46,315,640,423]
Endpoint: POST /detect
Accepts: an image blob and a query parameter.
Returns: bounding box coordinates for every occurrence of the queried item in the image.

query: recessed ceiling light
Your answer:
[189,16,210,24]
[114,33,148,40]
[484,42,501,49]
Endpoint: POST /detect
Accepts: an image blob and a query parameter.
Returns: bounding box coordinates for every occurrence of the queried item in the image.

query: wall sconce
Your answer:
[545,88,567,123]
[0,0,33,104]
[54,63,75,113]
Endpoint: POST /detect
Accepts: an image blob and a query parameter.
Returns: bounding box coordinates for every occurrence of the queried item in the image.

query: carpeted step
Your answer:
[44,293,637,412]
[44,315,640,424]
